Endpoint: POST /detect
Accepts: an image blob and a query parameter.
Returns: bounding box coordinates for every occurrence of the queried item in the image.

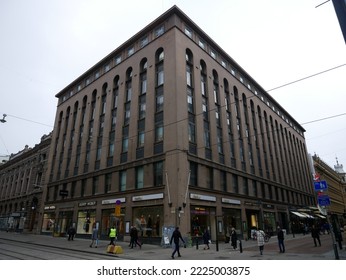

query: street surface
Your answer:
[0,230,345,260]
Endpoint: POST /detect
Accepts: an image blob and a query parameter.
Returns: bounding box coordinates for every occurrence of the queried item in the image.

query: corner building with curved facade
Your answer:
[44,6,314,242]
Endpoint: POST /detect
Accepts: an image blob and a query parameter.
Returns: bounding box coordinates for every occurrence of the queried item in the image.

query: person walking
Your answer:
[230,227,238,250]
[335,229,343,250]
[109,225,117,246]
[344,224,346,250]
[202,228,210,250]
[129,226,142,249]
[277,226,285,253]
[67,225,76,241]
[90,223,99,248]
[256,228,265,255]
[170,227,185,259]
[311,224,321,247]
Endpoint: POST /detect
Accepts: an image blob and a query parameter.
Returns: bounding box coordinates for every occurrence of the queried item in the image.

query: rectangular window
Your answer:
[156,64,164,86]
[124,103,131,124]
[185,26,192,38]
[139,95,146,119]
[92,176,99,195]
[115,55,122,65]
[96,137,102,160]
[105,173,112,193]
[140,36,149,47]
[127,46,134,57]
[221,171,227,192]
[232,174,239,193]
[104,63,110,72]
[141,73,147,94]
[155,25,164,37]
[189,162,198,186]
[207,167,213,189]
[186,65,192,87]
[120,171,126,191]
[138,119,145,147]
[122,126,129,152]
[136,166,144,189]
[154,161,163,186]
[198,39,205,49]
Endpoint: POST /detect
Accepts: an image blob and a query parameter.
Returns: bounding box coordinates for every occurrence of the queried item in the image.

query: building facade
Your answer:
[0,134,51,233]
[313,154,346,229]
[40,6,315,242]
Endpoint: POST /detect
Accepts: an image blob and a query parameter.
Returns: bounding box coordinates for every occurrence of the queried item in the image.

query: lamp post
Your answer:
[0,114,6,123]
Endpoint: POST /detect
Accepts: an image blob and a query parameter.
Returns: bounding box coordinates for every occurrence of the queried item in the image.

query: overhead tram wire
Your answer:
[266,63,346,92]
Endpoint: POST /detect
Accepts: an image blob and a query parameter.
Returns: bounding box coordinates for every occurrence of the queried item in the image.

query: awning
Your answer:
[290,211,306,218]
[315,214,326,219]
[300,213,315,219]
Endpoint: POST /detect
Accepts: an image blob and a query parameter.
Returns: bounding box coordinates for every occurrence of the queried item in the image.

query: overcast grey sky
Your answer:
[1,0,345,170]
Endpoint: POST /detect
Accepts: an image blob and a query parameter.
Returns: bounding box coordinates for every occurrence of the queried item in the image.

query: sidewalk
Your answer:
[0,231,345,260]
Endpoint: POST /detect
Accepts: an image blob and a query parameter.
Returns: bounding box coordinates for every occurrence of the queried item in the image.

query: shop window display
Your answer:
[133,206,163,237]
[41,213,56,233]
[77,210,96,234]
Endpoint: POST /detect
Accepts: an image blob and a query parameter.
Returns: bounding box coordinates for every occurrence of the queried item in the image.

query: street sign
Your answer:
[314,180,328,191]
[115,199,121,216]
[318,195,331,206]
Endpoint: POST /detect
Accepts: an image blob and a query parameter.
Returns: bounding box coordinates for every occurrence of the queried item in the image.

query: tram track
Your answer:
[0,237,118,260]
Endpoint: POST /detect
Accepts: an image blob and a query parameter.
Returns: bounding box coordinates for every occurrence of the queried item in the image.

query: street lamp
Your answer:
[0,114,7,123]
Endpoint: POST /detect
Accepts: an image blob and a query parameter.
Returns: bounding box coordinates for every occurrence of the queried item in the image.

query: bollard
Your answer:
[239,240,243,253]
[196,236,199,250]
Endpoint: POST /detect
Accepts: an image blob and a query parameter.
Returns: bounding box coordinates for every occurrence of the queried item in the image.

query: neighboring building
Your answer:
[312,154,346,229]
[0,134,51,233]
[41,5,314,242]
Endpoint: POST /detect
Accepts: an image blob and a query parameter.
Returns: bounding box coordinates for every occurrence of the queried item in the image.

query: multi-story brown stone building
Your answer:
[0,134,51,233]
[42,6,315,242]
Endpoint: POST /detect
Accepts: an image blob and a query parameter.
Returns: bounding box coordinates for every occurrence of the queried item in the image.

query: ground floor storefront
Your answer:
[37,190,309,244]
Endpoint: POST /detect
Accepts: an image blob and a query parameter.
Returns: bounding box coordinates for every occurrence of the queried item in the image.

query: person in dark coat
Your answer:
[67,225,76,241]
[335,230,343,250]
[311,224,321,246]
[170,227,185,259]
[202,229,210,250]
[129,226,142,249]
[230,227,238,250]
[277,226,285,253]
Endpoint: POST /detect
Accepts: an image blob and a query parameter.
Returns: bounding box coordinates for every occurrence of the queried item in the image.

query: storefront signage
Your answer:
[11,212,21,217]
[102,197,126,205]
[263,204,274,209]
[44,205,56,210]
[78,201,97,207]
[222,198,241,205]
[132,193,164,202]
[190,193,216,202]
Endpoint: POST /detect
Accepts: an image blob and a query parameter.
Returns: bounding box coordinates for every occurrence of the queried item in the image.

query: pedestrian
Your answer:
[230,227,238,250]
[90,223,99,248]
[129,226,142,249]
[67,225,76,241]
[311,224,321,247]
[277,226,285,253]
[170,227,185,259]
[256,228,265,255]
[109,225,117,246]
[335,229,343,250]
[202,228,210,250]
[344,224,346,250]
